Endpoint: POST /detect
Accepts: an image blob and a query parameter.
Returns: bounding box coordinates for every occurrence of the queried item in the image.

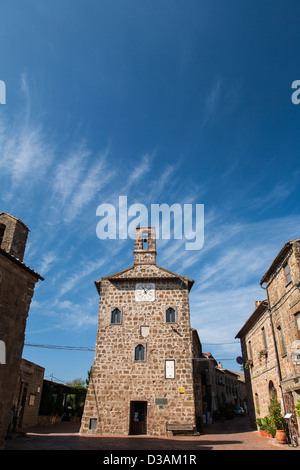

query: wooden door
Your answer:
[129,401,147,435]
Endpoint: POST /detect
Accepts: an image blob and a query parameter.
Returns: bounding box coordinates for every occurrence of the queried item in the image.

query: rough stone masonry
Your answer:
[80,227,199,436]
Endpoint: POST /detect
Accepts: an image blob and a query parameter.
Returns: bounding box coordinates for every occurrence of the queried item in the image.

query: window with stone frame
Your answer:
[277,325,287,356]
[261,326,268,350]
[111,307,122,324]
[283,262,292,284]
[248,340,253,363]
[134,344,146,362]
[166,307,176,323]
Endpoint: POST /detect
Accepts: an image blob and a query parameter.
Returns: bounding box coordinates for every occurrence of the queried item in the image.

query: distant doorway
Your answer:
[129,401,147,435]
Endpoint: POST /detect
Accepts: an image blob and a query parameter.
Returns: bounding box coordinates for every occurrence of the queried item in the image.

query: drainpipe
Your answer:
[260,283,287,414]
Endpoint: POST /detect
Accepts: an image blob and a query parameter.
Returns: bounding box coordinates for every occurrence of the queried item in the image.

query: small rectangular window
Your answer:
[277,326,287,356]
[29,394,35,406]
[284,262,292,284]
[89,418,97,430]
[248,341,253,361]
[261,327,268,349]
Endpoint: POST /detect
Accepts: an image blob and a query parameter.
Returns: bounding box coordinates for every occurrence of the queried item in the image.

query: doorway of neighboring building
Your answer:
[129,401,147,435]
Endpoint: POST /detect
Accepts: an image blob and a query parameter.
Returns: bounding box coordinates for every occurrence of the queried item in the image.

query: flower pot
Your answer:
[275,429,287,444]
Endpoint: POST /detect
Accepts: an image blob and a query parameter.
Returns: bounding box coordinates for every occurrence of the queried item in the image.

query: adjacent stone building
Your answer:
[197,352,246,422]
[10,358,45,432]
[80,227,202,436]
[236,238,300,443]
[0,212,43,447]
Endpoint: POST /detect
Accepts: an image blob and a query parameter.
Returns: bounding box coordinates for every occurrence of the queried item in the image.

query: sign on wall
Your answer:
[165,360,175,379]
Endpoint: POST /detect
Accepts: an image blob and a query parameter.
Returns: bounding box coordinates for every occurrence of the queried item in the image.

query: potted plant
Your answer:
[258,348,268,362]
[256,418,262,434]
[295,399,300,418]
[256,416,275,437]
[268,397,287,444]
[256,418,267,436]
[265,417,276,438]
[244,359,253,370]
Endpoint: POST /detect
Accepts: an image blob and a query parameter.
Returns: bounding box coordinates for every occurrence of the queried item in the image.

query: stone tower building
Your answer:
[80,227,200,436]
[0,212,43,447]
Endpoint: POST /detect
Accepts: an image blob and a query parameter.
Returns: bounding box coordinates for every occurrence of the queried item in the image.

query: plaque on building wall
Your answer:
[140,326,150,337]
[155,398,168,406]
[165,359,175,378]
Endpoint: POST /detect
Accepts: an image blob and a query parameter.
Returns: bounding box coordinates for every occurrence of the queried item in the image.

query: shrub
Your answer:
[268,397,285,431]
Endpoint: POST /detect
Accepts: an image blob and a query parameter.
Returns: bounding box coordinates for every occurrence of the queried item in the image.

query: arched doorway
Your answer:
[268,381,277,401]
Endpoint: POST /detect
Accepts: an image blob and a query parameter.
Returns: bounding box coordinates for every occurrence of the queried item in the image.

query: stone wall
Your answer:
[237,239,300,435]
[0,213,42,448]
[80,228,198,436]
[0,256,39,445]
[12,359,45,431]
[265,242,300,381]
[239,306,281,421]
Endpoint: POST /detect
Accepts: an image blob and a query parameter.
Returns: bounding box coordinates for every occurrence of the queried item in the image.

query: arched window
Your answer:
[135,344,145,361]
[166,307,176,323]
[268,381,277,401]
[255,393,260,414]
[111,308,121,324]
[142,231,148,250]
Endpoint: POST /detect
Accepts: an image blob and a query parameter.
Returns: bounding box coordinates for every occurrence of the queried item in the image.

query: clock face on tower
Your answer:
[135,282,156,302]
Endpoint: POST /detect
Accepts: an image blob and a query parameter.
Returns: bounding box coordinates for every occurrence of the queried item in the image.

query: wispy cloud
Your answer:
[36,252,57,276]
[0,73,54,192]
[147,161,181,202]
[127,153,152,187]
[52,141,91,205]
[201,79,222,128]
[119,152,154,198]
[201,78,240,130]
[58,255,110,297]
[29,297,98,332]
[63,146,113,222]
[250,181,296,214]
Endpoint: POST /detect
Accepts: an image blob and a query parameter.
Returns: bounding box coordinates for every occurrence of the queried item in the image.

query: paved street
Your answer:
[3,416,299,451]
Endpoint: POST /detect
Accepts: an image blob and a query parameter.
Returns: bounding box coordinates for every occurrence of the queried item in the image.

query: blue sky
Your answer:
[1,1,300,382]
